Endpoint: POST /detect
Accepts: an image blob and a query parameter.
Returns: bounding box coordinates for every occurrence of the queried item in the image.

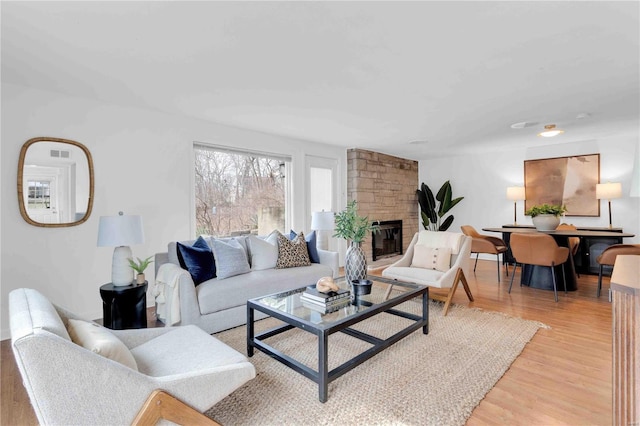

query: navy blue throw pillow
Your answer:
[177,236,216,285]
[289,230,320,263]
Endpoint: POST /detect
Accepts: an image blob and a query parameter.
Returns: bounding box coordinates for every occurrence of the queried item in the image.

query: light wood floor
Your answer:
[1,260,613,425]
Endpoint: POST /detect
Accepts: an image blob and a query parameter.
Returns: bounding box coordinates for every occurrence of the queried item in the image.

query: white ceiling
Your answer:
[2,1,639,159]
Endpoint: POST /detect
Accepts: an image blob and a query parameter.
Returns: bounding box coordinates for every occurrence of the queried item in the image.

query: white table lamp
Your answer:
[506,186,526,225]
[596,182,622,228]
[311,211,335,250]
[97,212,144,286]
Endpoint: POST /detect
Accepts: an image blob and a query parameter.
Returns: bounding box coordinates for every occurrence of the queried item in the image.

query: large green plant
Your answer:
[416,181,464,231]
[333,200,380,243]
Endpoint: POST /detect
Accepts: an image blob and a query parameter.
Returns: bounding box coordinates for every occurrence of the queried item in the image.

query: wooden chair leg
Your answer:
[441,269,473,316]
[132,390,220,426]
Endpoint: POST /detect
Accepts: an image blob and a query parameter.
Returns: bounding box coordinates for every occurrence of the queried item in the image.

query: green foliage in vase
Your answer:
[128,255,154,274]
[416,181,464,231]
[333,200,380,244]
[525,203,567,217]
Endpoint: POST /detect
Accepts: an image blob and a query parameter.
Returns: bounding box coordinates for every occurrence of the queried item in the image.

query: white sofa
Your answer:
[154,234,339,334]
[9,288,256,426]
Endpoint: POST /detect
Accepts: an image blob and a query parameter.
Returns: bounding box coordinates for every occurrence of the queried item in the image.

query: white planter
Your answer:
[532,214,560,231]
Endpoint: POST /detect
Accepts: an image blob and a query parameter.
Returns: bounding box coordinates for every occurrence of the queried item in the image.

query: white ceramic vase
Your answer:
[532,214,560,231]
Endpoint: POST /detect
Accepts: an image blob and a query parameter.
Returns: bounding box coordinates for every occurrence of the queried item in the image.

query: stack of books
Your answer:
[301,285,351,313]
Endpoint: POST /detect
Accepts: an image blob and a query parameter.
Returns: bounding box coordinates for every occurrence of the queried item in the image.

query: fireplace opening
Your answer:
[372,220,402,261]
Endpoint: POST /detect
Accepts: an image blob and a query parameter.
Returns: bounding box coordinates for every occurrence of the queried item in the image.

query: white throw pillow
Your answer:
[411,245,452,272]
[248,232,279,271]
[67,319,138,370]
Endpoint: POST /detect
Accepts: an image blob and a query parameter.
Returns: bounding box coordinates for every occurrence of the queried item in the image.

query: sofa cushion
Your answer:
[290,230,320,263]
[196,263,333,315]
[177,236,216,285]
[211,238,250,279]
[67,319,138,370]
[276,232,311,269]
[248,232,279,271]
[412,245,452,272]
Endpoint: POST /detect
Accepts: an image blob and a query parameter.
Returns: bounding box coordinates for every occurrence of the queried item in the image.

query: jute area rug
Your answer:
[206,299,546,426]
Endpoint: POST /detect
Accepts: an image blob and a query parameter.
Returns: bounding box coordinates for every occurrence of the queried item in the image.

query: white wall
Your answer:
[419,137,640,261]
[0,83,346,339]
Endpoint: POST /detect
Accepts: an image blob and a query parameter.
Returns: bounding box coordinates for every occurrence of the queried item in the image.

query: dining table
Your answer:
[482,226,636,292]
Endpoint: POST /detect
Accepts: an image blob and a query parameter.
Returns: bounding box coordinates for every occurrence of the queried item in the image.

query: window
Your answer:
[194,144,291,237]
[27,180,51,209]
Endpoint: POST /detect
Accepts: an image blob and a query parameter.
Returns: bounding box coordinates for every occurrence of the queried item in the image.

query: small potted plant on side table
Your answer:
[525,203,567,231]
[128,256,154,285]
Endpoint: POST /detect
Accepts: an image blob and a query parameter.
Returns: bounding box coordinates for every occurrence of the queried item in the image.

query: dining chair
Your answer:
[508,233,570,302]
[556,223,581,277]
[460,225,508,283]
[596,244,640,297]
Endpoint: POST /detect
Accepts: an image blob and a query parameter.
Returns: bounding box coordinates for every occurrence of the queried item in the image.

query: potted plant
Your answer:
[525,203,567,231]
[128,255,154,285]
[416,181,464,231]
[333,200,380,283]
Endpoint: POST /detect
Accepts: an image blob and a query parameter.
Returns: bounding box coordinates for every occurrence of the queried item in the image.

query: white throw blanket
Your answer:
[154,263,189,326]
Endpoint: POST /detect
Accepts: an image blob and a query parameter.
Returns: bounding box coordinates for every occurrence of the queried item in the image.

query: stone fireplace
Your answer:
[347,149,418,263]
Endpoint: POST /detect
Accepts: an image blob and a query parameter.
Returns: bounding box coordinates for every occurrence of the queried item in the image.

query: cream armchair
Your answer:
[9,288,256,426]
[382,231,473,315]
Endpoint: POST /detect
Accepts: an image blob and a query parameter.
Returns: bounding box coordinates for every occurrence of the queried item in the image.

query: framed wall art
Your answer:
[524,153,600,216]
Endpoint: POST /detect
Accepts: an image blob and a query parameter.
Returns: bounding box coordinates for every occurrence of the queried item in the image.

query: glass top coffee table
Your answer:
[246,275,428,402]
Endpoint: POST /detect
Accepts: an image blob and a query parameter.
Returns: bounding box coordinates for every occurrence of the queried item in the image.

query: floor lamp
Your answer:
[506,186,526,225]
[311,211,335,250]
[97,212,144,286]
[596,182,622,229]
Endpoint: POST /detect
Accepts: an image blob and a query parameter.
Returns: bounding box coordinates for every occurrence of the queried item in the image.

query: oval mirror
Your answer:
[17,137,94,227]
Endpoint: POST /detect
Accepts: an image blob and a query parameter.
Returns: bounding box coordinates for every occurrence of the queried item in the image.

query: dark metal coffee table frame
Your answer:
[247,276,428,402]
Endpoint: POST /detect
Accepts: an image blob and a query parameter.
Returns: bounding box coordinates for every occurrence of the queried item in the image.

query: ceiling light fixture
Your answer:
[538,124,564,138]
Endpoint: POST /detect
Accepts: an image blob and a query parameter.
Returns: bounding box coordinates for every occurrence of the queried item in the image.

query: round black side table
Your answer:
[99,281,148,329]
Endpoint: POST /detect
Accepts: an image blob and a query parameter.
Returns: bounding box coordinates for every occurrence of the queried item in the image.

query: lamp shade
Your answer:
[97,214,144,247]
[311,211,335,230]
[506,186,526,201]
[596,182,622,200]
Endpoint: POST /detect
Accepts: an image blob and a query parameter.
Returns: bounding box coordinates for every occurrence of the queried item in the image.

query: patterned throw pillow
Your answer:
[289,230,320,263]
[276,232,311,269]
[411,245,452,272]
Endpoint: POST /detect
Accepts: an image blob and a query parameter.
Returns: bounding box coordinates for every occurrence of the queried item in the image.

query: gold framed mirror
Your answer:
[17,137,94,227]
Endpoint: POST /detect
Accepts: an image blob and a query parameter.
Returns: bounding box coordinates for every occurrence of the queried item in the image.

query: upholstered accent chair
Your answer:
[460,225,508,282]
[382,230,473,315]
[9,288,256,425]
[508,233,570,302]
[596,244,640,297]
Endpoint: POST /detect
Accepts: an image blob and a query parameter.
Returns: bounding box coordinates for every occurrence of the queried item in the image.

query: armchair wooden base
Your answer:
[430,268,474,316]
[132,390,221,426]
